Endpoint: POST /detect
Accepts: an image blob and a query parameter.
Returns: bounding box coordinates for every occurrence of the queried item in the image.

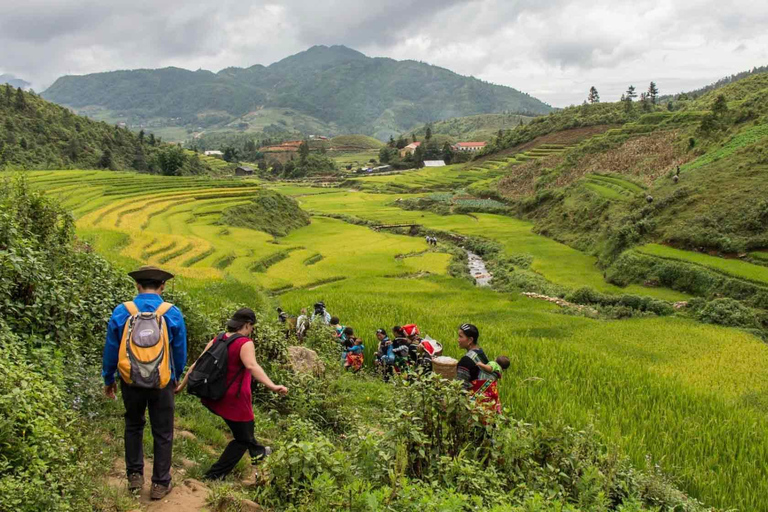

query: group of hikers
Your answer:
[282,303,511,414]
[102,265,507,500]
[424,235,438,246]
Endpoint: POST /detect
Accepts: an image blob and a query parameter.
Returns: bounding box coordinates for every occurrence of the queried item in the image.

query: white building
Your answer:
[204,150,224,157]
[424,160,446,167]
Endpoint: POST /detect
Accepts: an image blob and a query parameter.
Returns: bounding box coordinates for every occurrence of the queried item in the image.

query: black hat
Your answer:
[128,265,174,283]
[227,308,257,331]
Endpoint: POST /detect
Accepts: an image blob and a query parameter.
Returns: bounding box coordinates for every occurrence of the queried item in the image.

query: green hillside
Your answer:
[408,112,535,143]
[0,86,224,174]
[42,45,552,141]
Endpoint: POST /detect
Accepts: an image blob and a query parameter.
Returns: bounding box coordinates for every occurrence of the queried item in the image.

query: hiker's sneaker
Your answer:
[150,482,172,500]
[127,473,144,493]
[264,446,273,457]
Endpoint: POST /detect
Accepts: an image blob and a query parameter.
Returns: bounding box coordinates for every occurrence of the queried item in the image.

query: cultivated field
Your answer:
[23,167,768,510]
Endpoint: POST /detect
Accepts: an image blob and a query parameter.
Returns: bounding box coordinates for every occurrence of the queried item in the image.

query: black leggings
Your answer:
[204,418,267,480]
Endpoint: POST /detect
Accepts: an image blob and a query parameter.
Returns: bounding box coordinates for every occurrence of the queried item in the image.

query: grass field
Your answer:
[21,168,768,510]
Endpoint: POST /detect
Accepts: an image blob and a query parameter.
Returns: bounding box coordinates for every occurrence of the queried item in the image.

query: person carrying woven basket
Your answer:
[455,323,501,414]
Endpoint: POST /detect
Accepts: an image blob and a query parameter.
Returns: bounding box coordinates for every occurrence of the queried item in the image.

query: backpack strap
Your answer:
[123,301,139,316]
[155,302,173,318]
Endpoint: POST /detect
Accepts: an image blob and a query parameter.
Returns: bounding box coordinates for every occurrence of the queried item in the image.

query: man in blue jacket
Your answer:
[102,266,187,500]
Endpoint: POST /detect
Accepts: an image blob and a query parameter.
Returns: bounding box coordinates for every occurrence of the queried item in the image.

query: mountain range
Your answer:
[41,45,552,141]
[0,74,31,90]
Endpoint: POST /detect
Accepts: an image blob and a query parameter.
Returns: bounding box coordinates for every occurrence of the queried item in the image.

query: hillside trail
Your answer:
[107,429,263,512]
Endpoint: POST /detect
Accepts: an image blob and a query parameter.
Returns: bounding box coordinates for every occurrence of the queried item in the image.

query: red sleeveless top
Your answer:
[201,336,253,422]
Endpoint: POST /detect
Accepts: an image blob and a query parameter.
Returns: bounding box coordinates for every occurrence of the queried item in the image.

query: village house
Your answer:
[235,166,255,176]
[453,142,487,152]
[424,160,446,167]
[204,150,224,157]
[399,141,422,158]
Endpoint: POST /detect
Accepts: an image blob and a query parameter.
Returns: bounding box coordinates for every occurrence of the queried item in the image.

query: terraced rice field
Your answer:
[638,243,768,284]
[583,173,647,201]
[21,168,768,510]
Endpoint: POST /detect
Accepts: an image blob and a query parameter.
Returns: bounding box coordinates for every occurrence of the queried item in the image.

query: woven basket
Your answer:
[432,356,458,380]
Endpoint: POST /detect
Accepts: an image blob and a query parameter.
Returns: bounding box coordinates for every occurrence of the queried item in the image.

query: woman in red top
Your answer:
[177,308,288,480]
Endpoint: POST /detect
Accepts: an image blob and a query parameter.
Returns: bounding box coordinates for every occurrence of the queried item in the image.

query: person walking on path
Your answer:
[102,266,187,500]
[176,308,288,480]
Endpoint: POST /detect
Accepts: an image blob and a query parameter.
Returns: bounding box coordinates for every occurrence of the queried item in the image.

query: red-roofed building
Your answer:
[453,142,487,152]
[399,141,422,158]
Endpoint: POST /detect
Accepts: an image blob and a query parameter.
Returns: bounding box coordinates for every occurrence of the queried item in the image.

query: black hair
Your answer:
[393,325,405,337]
[343,326,354,336]
[496,355,510,370]
[136,278,164,290]
[376,328,387,336]
[330,316,340,325]
[459,323,479,343]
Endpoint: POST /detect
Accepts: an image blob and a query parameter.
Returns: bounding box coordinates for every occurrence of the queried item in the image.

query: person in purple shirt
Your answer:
[102,266,187,500]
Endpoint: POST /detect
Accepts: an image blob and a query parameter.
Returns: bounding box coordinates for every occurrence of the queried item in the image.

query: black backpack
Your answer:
[187,332,246,400]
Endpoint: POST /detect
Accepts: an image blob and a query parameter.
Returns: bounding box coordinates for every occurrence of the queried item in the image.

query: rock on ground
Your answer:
[288,346,325,375]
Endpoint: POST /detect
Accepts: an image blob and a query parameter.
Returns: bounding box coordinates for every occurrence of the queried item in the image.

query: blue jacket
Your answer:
[102,293,187,386]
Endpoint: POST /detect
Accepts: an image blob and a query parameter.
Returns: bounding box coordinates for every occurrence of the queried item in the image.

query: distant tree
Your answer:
[587,86,600,104]
[257,160,267,172]
[388,135,396,148]
[99,148,114,170]
[379,146,393,164]
[185,152,205,175]
[3,84,12,106]
[223,146,239,163]
[148,133,156,146]
[412,144,425,168]
[667,101,674,112]
[14,88,26,110]
[626,85,637,101]
[441,142,455,165]
[155,145,187,176]
[712,94,728,116]
[648,82,659,104]
[132,146,148,171]
[138,130,145,145]
[66,136,82,162]
[298,140,310,162]
[396,136,408,150]
[412,133,418,143]
[639,92,652,112]
[425,125,432,141]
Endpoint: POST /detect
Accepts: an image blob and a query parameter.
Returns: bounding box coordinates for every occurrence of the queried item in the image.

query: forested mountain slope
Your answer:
[42,45,552,141]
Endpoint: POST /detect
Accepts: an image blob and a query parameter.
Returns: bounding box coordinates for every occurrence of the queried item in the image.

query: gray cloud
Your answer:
[0,0,766,106]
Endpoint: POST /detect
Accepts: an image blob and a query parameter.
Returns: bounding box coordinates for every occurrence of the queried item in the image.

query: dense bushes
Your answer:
[606,251,768,310]
[0,177,135,510]
[251,373,706,511]
[220,189,311,237]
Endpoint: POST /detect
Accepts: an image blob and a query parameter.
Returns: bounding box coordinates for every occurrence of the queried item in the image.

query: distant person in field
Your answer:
[391,326,411,372]
[175,308,288,481]
[312,301,331,325]
[344,331,365,372]
[455,323,501,414]
[296,308,310,340]
[102,266,187,500]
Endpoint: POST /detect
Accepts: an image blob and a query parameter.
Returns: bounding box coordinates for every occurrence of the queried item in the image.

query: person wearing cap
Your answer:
[455,323,501,414]
[312,301,332,325]
[176,308,288,480]
[101,266,187,500]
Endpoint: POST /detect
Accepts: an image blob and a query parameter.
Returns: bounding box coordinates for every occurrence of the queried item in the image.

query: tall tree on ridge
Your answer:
[648,82,659,104]
[588,86,600,104]
[626,85,637,101]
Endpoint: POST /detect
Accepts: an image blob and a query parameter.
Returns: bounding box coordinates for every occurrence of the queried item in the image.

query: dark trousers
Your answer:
[204,418,266,480]
[120,380,174,486]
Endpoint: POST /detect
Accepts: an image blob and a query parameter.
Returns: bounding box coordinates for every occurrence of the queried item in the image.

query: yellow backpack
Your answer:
[117,301,174,389]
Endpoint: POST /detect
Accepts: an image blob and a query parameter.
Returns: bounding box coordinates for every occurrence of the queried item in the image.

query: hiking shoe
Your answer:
[127,473,143,493]
[150,482,172,500]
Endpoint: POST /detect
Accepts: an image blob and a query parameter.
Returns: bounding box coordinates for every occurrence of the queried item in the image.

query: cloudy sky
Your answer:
[1,0,767,106]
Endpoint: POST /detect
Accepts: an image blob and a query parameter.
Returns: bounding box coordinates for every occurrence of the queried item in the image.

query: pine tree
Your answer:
[99,148,114,169]
[388,135,396,148]
[15,88,26,110]
[587,86,600,104]
[425,126,432,141]
[412,133,418,143]
[3,84,11,106]
[712,94,728,116]
[138,130,145,145]
[626,85,637,101]
[648,82,659,104]
[298,140,310,162]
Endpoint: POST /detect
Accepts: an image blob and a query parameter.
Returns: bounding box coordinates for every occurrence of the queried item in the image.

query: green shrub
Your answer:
[219,189,310,237]
[696,298,760,328]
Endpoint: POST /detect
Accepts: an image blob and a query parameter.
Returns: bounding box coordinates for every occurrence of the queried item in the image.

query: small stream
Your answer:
[467,251,492,286]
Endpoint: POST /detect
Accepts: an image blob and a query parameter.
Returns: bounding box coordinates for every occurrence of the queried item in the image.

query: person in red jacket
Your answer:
[176,308,288,480]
